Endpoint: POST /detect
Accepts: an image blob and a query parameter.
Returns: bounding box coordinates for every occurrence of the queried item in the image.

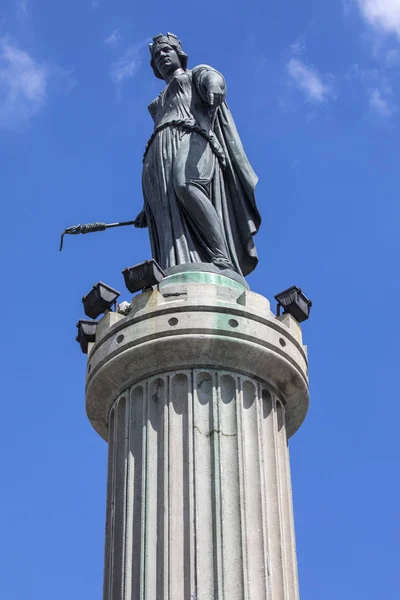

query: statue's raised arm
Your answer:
[139,32,261,278]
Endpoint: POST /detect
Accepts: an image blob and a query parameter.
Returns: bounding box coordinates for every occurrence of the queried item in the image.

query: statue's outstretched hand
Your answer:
[134,210,148,228]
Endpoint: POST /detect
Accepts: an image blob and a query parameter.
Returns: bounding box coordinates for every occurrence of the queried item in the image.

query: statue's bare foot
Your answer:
[213,257,235,270]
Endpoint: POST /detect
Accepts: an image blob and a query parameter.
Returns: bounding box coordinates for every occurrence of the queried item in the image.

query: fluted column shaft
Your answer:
[103,369,299,600]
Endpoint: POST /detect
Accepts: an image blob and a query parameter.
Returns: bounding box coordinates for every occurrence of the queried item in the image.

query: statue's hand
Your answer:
[205,75,226,107]
[134,210,148,229]
[207,87,225,107]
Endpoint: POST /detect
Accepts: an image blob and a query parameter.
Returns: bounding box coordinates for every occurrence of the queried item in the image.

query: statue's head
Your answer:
[150,33,188,80]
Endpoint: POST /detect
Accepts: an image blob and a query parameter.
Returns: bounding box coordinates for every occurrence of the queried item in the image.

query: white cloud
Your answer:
[91,0,99,9]
[346,63,379,83]
[287,58,334,103]
[368,87,396,116]
[346,63,397,117]
[105,29,122,49]
[0,36,48,128]
[110,43,144,89]
[357,0,400,37]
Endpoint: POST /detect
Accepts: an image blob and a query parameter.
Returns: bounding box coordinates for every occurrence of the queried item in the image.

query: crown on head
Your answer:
[149,32,183,56]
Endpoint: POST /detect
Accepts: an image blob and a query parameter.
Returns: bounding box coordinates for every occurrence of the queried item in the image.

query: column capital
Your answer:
[85,275,309,441]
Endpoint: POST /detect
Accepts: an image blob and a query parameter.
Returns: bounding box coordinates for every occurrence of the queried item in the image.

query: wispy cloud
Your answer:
[110,40,148,91]
[91,0,99,9]
[290,37,306,56]
[105,29,122,49]
[368,87,396,117]
[287,58,334,103]
[346,63,379,84]
[385,47,400,66]
[346,63,397,118]
[357,0,400,38]
[0,36,48,129]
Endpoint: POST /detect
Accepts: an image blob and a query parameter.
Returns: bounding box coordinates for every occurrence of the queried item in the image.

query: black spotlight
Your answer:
[122,259,166,294]
[274,286,312,323]
[76,319,98,354]
[82,282,120,319]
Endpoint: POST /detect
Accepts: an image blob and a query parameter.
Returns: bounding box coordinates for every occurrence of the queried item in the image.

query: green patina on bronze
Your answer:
[160,270,247,292]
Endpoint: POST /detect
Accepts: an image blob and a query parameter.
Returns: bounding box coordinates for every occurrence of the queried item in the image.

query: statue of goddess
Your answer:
[136,33,261,277]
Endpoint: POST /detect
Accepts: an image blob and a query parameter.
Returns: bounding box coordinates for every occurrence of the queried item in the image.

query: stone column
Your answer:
[85,272,309,600]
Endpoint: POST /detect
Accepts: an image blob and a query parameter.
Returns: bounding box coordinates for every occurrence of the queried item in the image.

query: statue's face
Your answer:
[153,43,181,79]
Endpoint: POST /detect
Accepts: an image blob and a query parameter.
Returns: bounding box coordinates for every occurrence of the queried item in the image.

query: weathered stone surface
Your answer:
[86,274,308,441]
[103,371,300,600]
[86,274,309,600]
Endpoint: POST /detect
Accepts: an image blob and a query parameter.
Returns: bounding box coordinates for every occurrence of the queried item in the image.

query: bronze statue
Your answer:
[135,33,261,277]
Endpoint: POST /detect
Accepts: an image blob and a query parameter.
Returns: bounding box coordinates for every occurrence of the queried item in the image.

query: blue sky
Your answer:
[1,1,400,598]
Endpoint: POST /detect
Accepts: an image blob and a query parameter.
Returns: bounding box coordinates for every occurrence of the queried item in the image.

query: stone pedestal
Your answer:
[85,272,309,600]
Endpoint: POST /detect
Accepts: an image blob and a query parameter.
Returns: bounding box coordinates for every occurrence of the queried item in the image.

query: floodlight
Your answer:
[76,319,98,354]
[82,282,120,319]
[122,259,166,294]
[274,286,312,323]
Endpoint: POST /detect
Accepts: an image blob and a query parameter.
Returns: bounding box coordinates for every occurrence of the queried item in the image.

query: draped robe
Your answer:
[142,64,261,276]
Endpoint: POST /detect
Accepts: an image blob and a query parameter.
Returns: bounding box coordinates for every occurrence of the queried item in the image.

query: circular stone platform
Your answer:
[85,274,309,441]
